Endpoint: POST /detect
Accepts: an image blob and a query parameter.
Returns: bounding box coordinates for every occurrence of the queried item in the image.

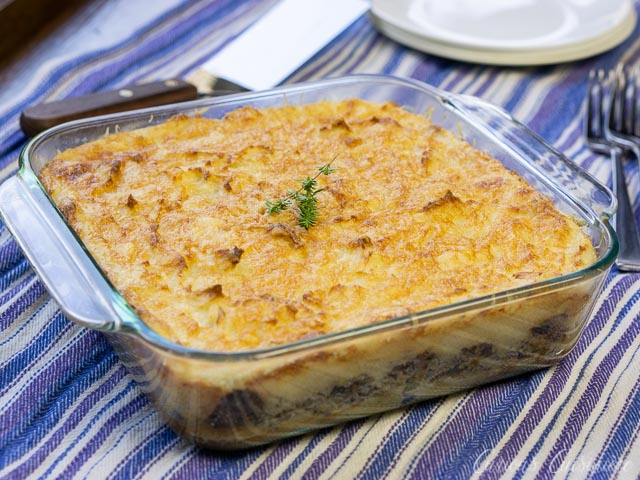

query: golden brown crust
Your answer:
[39,99,596,351]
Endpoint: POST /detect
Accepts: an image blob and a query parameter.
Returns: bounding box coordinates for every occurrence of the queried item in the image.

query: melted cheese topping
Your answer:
[39,99,596,351]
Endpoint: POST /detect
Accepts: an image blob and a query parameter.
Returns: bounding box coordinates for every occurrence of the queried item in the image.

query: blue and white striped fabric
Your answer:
[1,1,639,478]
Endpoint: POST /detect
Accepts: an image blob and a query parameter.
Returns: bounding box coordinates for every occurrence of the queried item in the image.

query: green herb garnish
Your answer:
[265,160,336,230]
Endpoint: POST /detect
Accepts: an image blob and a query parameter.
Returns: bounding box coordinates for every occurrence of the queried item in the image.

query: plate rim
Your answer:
[371,0,636,53]
[369,7,637,65]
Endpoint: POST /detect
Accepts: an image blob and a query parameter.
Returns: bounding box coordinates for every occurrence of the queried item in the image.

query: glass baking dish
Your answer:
[0,75,617,449]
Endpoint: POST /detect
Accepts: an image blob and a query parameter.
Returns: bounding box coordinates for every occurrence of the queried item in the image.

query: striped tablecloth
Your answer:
[1,1,639,478]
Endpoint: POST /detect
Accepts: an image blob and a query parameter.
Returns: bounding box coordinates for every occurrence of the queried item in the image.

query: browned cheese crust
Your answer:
[39,99,596,351]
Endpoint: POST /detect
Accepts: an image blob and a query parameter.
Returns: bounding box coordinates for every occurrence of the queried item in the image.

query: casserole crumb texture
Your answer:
[39,99,596,351]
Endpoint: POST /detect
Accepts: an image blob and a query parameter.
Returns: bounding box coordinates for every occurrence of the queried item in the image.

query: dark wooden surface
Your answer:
[0,0,88,70]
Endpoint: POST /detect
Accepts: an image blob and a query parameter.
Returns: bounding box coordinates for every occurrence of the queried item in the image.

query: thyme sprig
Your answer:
[265,160,336,230]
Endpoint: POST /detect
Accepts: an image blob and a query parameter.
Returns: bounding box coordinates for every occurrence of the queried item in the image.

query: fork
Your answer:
[606,65,640,161]
[585,68,640,271]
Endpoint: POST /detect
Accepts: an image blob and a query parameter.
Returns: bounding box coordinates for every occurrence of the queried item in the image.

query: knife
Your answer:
[20,0,369,136]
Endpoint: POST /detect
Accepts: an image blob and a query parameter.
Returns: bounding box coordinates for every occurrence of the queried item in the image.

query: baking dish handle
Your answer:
[444,94,617,221]
[0,174,122,331]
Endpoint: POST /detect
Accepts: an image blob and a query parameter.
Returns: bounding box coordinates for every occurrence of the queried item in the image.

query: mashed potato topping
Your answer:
[39,99,596,351]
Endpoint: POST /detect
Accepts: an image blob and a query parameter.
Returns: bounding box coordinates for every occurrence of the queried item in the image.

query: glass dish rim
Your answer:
[18,73,619,361]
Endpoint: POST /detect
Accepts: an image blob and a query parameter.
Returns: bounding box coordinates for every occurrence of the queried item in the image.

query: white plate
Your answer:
[370,0,637,65]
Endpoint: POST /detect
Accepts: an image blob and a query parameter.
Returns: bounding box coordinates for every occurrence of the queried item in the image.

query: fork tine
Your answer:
[587,69,604,139]
[632,66,640,138]
[586,70,596,136]
[609,66,625,134]
[621,66,634,135]
[620,66,630,134]
[628,67,637,135]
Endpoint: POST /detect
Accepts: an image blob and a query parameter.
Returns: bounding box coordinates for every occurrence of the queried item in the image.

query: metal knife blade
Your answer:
[20,0,368,136]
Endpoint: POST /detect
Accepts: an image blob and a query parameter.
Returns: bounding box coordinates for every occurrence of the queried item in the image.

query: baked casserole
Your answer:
[29,89,608,449]
[39,99,595,351]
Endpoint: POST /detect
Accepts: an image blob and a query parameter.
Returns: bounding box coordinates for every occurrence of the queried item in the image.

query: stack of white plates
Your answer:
[370,0,637,66]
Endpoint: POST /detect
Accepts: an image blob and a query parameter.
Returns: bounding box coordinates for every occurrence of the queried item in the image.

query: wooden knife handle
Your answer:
[20,79,199,137]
